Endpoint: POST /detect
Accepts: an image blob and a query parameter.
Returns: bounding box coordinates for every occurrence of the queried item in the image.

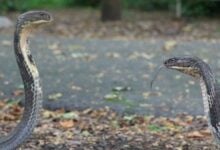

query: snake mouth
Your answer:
[166,66,187,70]
[166,64,201,78]
[32,18,53,25]
[164,57,201,77]
[164,57,192,70]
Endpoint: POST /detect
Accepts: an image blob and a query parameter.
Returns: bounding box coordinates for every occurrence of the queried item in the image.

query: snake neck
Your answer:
[0,22,43,149]
[199,73,220,143]
[14,24,39,79]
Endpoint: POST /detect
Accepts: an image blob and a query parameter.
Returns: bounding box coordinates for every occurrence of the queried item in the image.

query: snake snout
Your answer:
[40,11,53,22]
[163,58,178,68]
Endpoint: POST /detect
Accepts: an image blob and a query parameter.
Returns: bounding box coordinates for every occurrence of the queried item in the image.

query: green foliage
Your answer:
[65,0,101,7]
[123,0,172,11]
[0,0,68,12]
[0,0,220,17]
[123,0,220,17]
[0,0,101,12]
[181,1,220,17]
[148,124,164,132]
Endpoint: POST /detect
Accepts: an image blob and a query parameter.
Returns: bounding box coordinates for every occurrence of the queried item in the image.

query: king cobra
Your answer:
[163,56,220,143]
[0,11,52,149]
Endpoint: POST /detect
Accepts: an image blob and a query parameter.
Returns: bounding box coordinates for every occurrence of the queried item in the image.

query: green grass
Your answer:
[104,92,137,108]
[1,0,220,17]
[0,0,69,12]
[148,124,164,132]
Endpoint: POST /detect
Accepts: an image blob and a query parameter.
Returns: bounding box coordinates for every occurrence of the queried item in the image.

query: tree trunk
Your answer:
[101,0,121,22]
[176,0,182,18]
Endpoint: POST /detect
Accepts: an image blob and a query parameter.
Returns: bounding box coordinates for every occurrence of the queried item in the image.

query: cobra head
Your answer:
[18,11,53,27]
[164,57,201,78]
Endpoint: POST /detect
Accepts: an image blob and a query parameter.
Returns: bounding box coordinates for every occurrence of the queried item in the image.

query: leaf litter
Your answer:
[0,102,218,149]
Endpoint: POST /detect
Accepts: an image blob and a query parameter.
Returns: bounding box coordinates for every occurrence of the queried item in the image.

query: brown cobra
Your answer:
[0,11,52,149]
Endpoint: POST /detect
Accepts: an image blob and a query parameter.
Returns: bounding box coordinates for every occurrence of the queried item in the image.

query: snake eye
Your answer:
[169,58,176,62]
[165,58,176,64]
[164,58,178,67]
[38,12,51,21]
[40,13,46,18]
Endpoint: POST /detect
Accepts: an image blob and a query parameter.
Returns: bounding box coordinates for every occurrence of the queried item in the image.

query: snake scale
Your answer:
[0,11,52,149]
[163,57,220,144]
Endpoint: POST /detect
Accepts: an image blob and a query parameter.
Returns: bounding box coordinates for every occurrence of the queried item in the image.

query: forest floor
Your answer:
[0,9,220,149]
[0,102,217,150]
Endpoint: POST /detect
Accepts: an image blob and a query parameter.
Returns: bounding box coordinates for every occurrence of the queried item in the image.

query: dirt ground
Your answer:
[0,102,217,150]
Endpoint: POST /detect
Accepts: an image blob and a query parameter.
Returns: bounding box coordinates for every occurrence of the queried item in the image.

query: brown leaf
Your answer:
[200,129,211,136]
[12,90,24,96]
[3,114,16,121]
[186,131,204,138]
[59,120,74,128]
[0,101,6,108]
[42,110,57,119]
[9,105,22,117]
[163,40,177,52]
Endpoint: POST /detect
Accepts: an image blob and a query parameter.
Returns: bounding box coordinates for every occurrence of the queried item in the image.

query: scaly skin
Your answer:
[164,56,220,144]
[0,11,52,150]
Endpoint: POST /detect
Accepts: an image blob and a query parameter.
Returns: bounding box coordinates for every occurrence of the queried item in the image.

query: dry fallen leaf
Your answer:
[163,40,177,52]
[186,131,204,138]
[48,42,60,51]
[106,52,121,59]
[200,129,211,136]
[3,114,16,121]
[71,85,82,91]
[59,120,75,128]
[128,52,154,60]
[61,112,79,120]
[1,40,11,46]
[142,92,162,99]
[104,93,120,101]
[42,110,57,119]
[12,90,24,96]
[68,44,85,51]
[0,101,6,108]
[48,93,63,101]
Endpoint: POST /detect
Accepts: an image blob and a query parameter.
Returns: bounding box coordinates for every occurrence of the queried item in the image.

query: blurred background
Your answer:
[1,0,220,17]
[0,0,220,116]
[1,0,220,39]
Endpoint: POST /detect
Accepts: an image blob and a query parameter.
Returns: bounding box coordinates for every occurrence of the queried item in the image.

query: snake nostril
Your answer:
[164,60,168,65]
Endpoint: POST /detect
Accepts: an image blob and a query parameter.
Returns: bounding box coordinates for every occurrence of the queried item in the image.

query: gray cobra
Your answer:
[163,56,220,143]
[0,11,52,149]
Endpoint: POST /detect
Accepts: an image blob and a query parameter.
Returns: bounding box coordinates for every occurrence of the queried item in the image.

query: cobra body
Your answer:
[0,11,52,149]
[164,57,220,143]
